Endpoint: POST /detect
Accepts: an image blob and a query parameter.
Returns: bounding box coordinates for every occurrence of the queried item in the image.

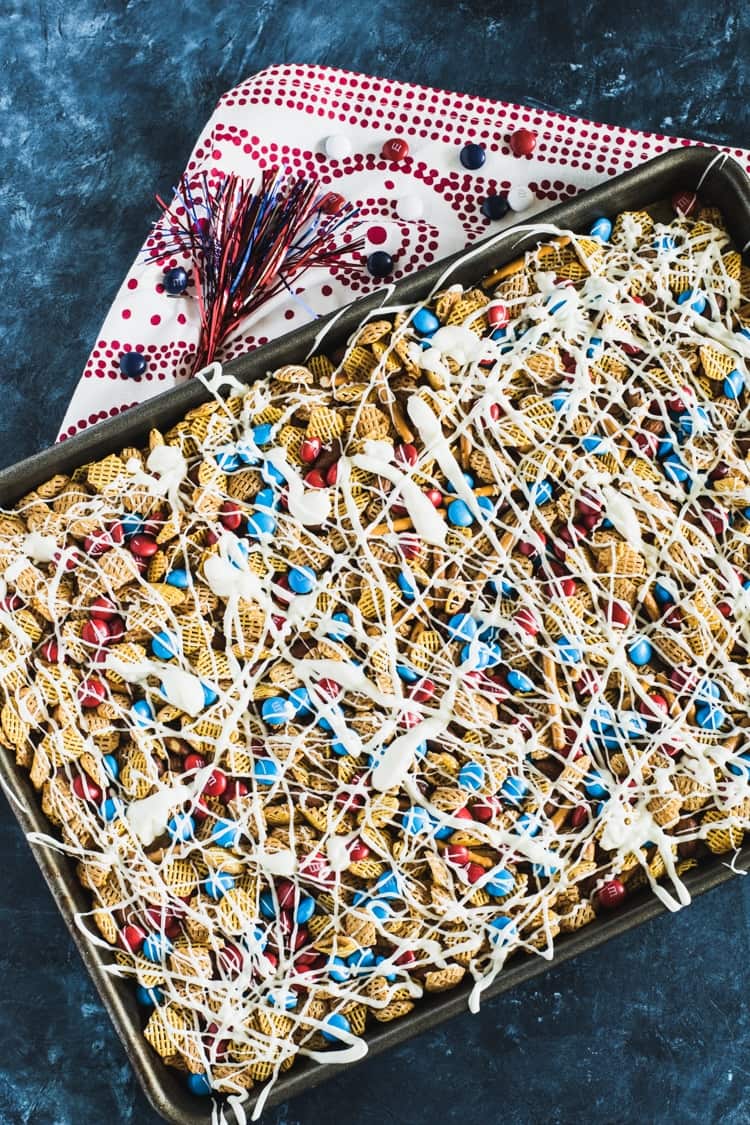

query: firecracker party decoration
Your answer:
[59,63,750,443]
[143,169,362,373]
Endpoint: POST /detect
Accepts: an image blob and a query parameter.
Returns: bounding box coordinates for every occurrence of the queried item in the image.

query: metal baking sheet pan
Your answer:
[1,146,749,1124]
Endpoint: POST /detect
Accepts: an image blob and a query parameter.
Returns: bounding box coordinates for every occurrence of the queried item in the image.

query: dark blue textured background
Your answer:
[2,3,750,1123]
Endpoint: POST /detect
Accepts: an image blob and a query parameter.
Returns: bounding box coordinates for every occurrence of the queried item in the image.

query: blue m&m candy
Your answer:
[165,568,190,591]
[288,565,316,594]
[101,797,123,823]
[201,682,218,707]
[677,288,706,314]
[403,805,432,834]
[254,758,281,784]
[375,872,402,899]
[317,702,345,733]
[187,1073,212,1097]
[555,636,582,664]
[247,510,277,538]
[167,813,195,841]
[481,193,511,221]
[289,686,314,719]
[204,871,235,900]
[724,369,745,399]
[102,753,119,781]
[447,613,479,641]
[322,1013,352,1043]
[621,711,648,739]
[252,423,274,446]
[261,460,286,485]
[348,948,376,972]
[397,570,418,601]
[412,307,440,335]
[627,637,653,666]
[584,771,609,799]
[261,696,295,726]
[254,487,276,508]
[460,142,486,169]
[695,703,726,731]
[151,630,179,661]
[589,702,616,734]
[488,916,517,945]
[119,351,147,378]
[589,217,612,241]
[458,762,485,791]
[654,579,674,603]
[268,989,298,1010]
[142,933,172,963]
[653,233,676,251]
[259,891,276,919]
[164,266,189,295]
[296,895,316,924]
[329,957,350,983]
[447,499,474,527]
[502,775,528,803]
[446,472,475,493]
[728,753,750,779]
[662,452,689,483]
[215,446,241,472]
[212,819,241,848]
[366,899,393,920]
[485,868,515,898]
[697,677,721,702]
[506,669,534,693]
[678,406,710,437]
[120,513,143,537]
[136,984,163,1008]
[327,612,351,640]
[529,478,553,505]
[131,699,155,726]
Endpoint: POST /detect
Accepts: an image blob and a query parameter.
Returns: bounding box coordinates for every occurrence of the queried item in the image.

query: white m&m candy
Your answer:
[507,185,535,212]
[323,134,352,160]
[396,194,424,221]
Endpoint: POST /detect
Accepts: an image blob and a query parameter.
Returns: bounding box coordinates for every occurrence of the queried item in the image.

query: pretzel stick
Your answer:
[482,237,572,289]
[543,652,567,752]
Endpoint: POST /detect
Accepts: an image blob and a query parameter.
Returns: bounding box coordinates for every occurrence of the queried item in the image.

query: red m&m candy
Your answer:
[488,303,509,328]
[381,138,409,162]
[121,924,147,952]
[510,128,537,156]
[77,677,106,709]
[89,596,118,621]
[349,839,370,862]
[300,437,323,464]
[219,501,243,531]
[203,768,227,798]
[318,192,346,215]
[129,534,159,558]
[81,618,111,647]
[597,879,626,910]
[72,774,103,804]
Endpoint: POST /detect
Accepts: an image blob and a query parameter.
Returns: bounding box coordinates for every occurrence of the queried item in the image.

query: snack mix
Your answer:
[2,195,750,1114]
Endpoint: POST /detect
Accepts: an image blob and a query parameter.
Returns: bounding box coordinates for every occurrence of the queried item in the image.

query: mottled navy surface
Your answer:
[2,2,750,1123]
